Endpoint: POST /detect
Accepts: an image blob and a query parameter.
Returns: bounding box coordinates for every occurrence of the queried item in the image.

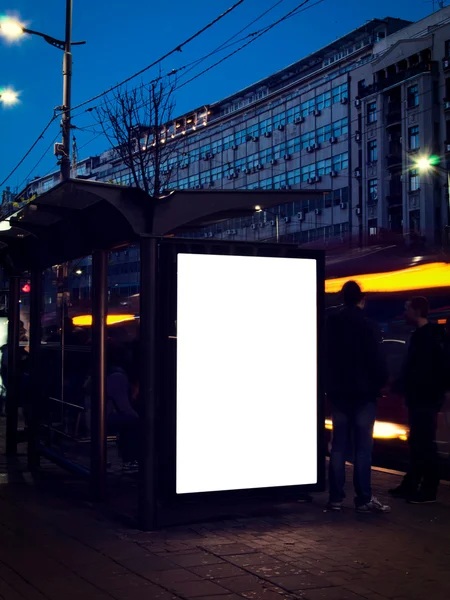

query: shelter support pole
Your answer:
[91,250,108,500]
[138,236,158,530]
[6,276,20,456]
[27,268,42,469]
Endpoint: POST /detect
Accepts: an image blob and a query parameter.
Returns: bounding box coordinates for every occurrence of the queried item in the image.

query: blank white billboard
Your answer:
[176,253,317,494]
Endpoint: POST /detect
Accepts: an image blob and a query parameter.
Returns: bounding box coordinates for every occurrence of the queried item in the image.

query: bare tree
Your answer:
[95,76,182,196]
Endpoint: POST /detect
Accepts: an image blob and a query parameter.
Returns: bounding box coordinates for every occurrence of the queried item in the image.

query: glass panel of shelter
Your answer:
[39,259,93,469]
[105,246,140,484]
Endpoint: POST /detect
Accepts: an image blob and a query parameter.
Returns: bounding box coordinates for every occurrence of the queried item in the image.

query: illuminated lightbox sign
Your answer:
[176,253,318,495]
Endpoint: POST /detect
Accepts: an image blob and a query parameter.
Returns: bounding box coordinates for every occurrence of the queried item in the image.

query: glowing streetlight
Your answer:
[414,155,440,172]
[0,88,20,106]
[0,4,86,181]
[415,157,433,172]
[0,16,25,42]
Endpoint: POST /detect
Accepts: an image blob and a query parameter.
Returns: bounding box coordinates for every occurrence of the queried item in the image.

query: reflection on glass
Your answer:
[38,249,141,476]
[106,246,140,475]
[39,261,92,468]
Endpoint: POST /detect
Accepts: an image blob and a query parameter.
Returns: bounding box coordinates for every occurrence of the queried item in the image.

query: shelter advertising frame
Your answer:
[146,238,325,524]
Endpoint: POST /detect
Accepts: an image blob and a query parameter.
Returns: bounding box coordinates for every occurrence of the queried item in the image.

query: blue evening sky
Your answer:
[0,0,435,191]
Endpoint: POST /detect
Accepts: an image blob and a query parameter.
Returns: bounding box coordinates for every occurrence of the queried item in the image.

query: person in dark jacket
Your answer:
[106,341,140,472]
[389,297,447,503]
[327,281,390,513]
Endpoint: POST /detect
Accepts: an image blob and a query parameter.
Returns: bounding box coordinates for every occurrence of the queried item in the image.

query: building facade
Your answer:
[11,7,450,298]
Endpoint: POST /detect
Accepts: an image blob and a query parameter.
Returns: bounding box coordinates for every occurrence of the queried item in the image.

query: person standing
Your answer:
[326,281,390,513]
[389,297,447,503]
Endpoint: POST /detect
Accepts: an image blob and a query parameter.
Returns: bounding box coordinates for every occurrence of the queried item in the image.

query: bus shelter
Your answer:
[0,180,325,529]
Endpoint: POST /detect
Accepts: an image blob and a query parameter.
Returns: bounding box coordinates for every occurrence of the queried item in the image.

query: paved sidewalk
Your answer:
[0,444,449,600]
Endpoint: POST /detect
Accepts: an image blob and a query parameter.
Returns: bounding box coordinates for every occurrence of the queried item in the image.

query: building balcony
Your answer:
[359,62,438,98]
[386,193,402,207]
[387,154,402,168]
[386,110,402,126]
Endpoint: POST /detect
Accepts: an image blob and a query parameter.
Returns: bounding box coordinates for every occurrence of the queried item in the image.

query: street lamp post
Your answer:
[255,205,279,243]
[0,2,85,181]
[61,0,73,182]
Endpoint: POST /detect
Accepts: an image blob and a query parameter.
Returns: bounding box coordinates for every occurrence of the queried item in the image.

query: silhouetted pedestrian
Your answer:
[326,281,390,513]
[390,297,448,503]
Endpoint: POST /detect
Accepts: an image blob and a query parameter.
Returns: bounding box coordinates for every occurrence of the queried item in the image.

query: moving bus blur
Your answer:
[325,245,450,466]
[32,245,450,469]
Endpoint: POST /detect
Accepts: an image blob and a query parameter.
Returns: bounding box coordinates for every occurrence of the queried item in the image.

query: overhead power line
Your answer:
[73,0,323,120]
[177,0,323,91]
[178,0,289,82]
[70,0,323,125]
[0,0,246,189]
[0,116,57,188]
[68,0,246,115]
[15,130,61,196]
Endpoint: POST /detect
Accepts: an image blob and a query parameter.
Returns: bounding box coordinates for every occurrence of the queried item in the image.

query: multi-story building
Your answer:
[12,7,450,280]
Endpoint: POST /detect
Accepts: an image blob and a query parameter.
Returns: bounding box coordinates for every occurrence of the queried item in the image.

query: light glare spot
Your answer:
[0,15,25,43]
[0,88,20,106]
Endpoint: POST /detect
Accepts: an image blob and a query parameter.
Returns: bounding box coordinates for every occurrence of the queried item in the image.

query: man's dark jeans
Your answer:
[329,399,376,506]
[401,404,440,497]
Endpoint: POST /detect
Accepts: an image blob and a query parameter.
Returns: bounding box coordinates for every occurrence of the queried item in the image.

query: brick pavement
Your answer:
[0,439,449,599]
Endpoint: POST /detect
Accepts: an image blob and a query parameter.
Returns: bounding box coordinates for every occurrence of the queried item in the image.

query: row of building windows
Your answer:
[196,192,350,234]
[282,223,350,244]
[221,88,269,115]
[162,84,350,167]
[171,111,349,168]
[190,221,350,242]
[175,152,349,189]
[220,75,348,119]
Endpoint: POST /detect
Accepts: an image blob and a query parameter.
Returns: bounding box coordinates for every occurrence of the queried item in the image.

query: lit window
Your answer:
[260,119,272,135]
[301,163,315,182]
[368,140,377,163]
[301,131,315,149]
[287,168,301,186]
[317,124,332,144]
[332,152,349,171]
[409,168,420,191]
[408,126,419,150]
[273,112,286,129]
[407,85,419,108]
[317,159,332,176]
[332,83,348,104]
[367,102,377,124]
[332,117,348,138]
[301,99,315,117]
[286,107,300,123]
[368,179,378,204]
[316,91,331,110]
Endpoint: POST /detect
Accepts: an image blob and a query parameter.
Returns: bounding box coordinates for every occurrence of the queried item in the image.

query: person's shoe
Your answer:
[123,460,139,473]
[327,501,343,512]
[356,496,391,513]
[388,485,411,499]
[407,491,437,504]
